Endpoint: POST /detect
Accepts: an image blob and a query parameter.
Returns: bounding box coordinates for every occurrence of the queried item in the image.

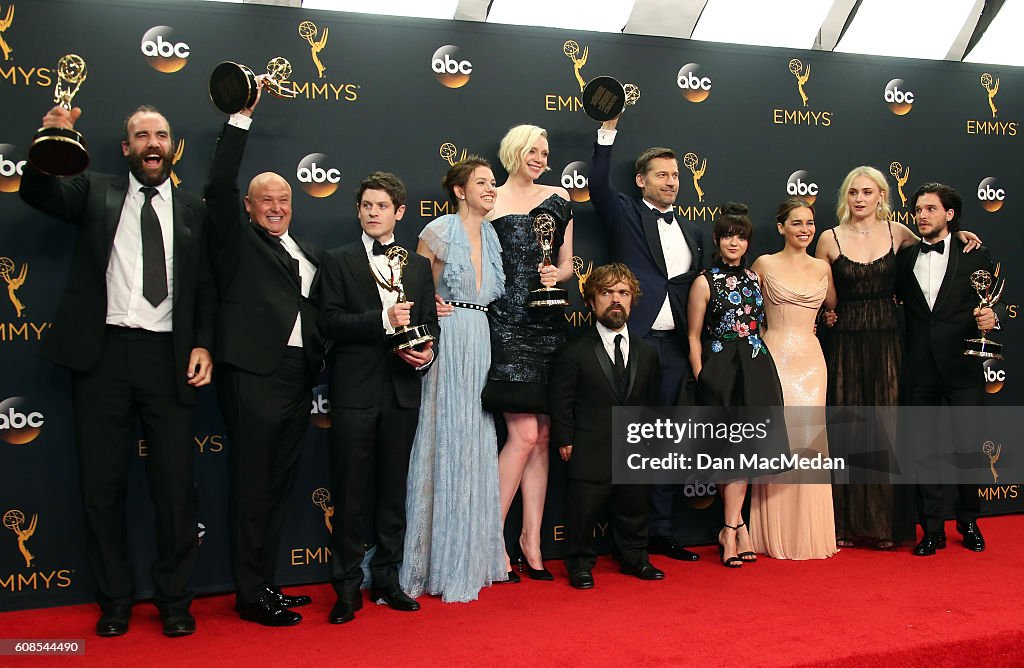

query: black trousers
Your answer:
[906,380,984,534]
[218,350,313,606]
[564,479,649,572]
[328,380,418,599]
[645,330,692,538]
[71,326,197,615]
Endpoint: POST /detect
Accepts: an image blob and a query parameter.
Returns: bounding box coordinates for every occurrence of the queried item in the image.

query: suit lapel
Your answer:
[639,204,669,277]
[587,328,620,400]
[932,238,961,313]
[344,243,384,310]
[901,245,930,312]
[170,190,193,305]
[624,344,639,399]
[680,221,701,270]
[105,177,129,262]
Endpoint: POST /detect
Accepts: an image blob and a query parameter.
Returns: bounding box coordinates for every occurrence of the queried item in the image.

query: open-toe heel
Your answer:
[718,524,743,569]
[735,522,757,563]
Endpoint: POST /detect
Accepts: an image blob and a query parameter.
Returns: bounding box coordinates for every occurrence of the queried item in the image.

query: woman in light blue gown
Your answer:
[400,156,508,602]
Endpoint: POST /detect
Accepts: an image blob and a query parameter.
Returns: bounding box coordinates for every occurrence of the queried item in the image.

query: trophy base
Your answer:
[528,287,570,309]
[582,76,626,122]
[209,61,259,114]
[964,337,1003,360]
[389,324,435,352]
[28,127,89,177]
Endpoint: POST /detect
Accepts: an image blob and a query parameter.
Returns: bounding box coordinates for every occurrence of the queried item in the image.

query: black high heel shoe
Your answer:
[516,545,554,581]
[735,522,757,563]
[718,524,743,568]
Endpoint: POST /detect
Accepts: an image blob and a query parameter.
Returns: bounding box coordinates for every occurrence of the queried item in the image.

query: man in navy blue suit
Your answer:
[589,114,704,561]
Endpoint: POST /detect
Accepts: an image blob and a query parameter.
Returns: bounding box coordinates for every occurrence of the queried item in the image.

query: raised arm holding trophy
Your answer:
[28,53,89,176]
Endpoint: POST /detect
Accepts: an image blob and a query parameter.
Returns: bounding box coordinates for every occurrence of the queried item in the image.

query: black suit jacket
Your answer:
[589,141,704,341]
[203,123,324,376]
[318,239,439,409]
[549,326,661,482]
[895,237,994,390]
[19,165,216,404]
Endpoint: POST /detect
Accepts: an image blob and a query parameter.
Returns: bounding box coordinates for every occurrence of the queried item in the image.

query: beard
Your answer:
[597,304,628,330]
[127,146,173,187]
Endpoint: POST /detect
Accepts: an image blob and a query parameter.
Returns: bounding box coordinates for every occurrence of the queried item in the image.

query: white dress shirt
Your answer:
[278,231,316,347]
[913,233,951,311]
[105,172,174,331]
[362,232,399,334]
[596,320,630,367]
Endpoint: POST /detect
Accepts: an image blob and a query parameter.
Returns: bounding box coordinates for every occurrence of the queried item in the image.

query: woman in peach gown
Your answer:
[749,197,838,560]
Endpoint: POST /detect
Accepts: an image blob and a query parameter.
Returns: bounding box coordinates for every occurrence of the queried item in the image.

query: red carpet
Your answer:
[5,515,1024,667]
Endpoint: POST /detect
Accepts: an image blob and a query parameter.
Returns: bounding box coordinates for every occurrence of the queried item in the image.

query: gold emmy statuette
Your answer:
[982,441,1002,483]
[528,212,569,308]
[209,56,296,115]
[572,256,593,298]
[28,54,89,176]
[372,246,436,352]
[298,20,328,79]
[581,75,640,122]
[311,488,334,534]
[3,509,36,568]
[963,266,1004,360]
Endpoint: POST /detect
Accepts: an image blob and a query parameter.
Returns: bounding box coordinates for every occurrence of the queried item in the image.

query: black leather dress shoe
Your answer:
[161,611,196,638]
[957,521,986,552]
[265,585,312,608]
[620,561,665,580]
[370,588,420,612]
[912,532,947,556]
[329,598,361,624]
[648,536,700,561]
[239,596,302,627]
[96,605,132,637]
[568,569,594,590]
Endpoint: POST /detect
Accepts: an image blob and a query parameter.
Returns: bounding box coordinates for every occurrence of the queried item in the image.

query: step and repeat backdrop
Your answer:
[0,0,1020,609]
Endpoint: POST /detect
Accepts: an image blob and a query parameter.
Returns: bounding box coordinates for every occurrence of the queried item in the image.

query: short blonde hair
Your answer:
[836,166,891,226]
[498,124,549,177]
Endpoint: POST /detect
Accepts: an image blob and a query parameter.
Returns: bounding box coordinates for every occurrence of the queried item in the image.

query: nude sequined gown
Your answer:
[749,273,838,560]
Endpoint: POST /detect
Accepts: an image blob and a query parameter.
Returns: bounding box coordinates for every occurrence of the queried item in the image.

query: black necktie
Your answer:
[920,239,945,255]
[656,211,675,225]
[614,334,627,397]
[140,186,168,307]
[277,236,301,278]
[372,240,394,256]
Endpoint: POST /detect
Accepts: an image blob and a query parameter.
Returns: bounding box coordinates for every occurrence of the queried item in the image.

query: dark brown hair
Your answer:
[442,155,491,206]
[584,262,642,309]
[356,171,406,208]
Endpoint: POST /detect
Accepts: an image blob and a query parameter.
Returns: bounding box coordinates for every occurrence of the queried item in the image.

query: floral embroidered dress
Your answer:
[693,263,787,478]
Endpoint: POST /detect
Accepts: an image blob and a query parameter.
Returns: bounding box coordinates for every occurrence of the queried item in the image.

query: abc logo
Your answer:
[983,359,1005,393]
[884,78,914,115]
[977,176,1005,213]
[309,384,331,429]
[296,153,340,198]
[786,170,819,205]
[431,45,472,89]
[683,475,717,509]
[676,63,712,103]
[560,161,590,203]
[0,145,26,194]
[141,26,190,73]
[0,397,44,445]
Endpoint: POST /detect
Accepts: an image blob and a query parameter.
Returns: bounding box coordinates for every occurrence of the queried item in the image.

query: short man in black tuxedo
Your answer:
[895,183,997,556]
[550,263,663,589]
[318,172,438,624]
[203,92,323,625]
[589,115,703,561]
[19,104,215,638]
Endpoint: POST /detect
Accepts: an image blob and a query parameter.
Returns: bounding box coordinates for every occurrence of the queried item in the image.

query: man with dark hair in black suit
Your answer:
[19,103,216,638]
[204,89,324,625]
[550,263,663,589]
[318,171,438,624]
[895,182,997,556]
[589,115,703,561]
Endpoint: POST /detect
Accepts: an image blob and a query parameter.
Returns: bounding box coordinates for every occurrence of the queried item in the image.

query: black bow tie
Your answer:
[372,240,394,256]
[920,240,945,255]
[656,211,675,225]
